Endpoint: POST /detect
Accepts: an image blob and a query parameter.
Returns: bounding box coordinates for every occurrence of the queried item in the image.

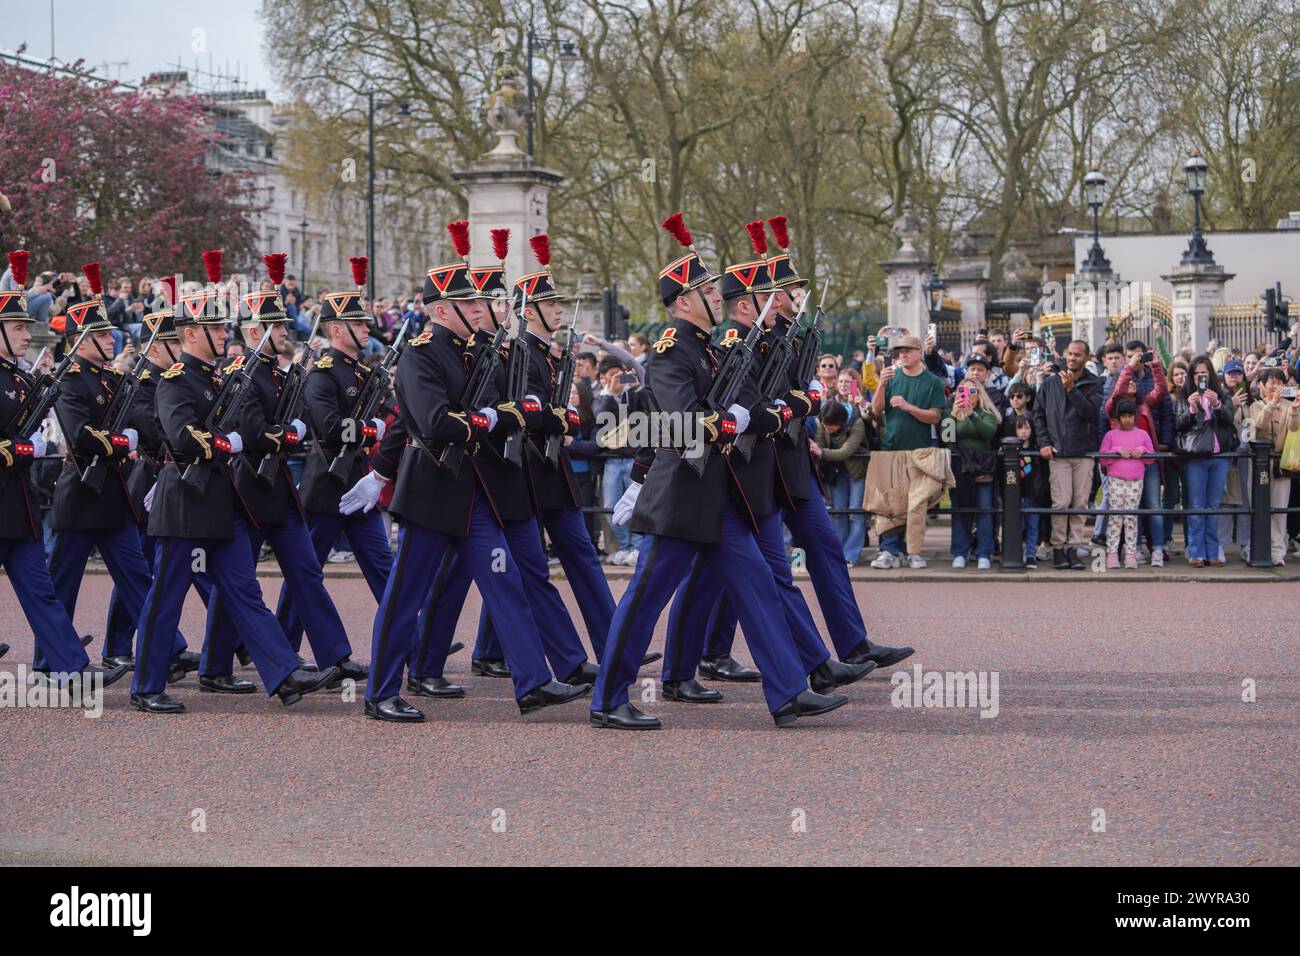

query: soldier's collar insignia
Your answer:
[652,327,678,353]
[161,362,184,379]
[691,328,709,341]
[721,327,740,347]
[67,360,81,373]
[139,368,152,380]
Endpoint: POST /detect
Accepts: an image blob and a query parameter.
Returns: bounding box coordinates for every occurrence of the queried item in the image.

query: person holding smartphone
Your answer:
[1172,355,1236,566]
[1249,366,1300,565]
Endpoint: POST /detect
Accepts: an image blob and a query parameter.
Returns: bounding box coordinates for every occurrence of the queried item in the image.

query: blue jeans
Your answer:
[1024,513,1040,560]
[880,525,906,556]
[1138,462,1164,552]
[828,472,866,564]
[601,457,640,552]
[1183,456,1230,561]
[951,475,994,560]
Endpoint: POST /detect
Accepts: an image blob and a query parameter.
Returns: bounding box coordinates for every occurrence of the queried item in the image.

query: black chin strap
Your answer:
[345,321,366,353]
[701,289,719,328]
[161,341,177,365]
[202,324,222,361]
[0,324,13,359]
[91,333,110,365]
[450,302,476,337]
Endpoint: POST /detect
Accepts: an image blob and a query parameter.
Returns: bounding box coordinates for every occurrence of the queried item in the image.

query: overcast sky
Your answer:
[3,0,280,97]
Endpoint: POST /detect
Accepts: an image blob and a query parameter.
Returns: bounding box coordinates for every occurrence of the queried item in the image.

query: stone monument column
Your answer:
[879,205,930,335]
[452,68,565,285]
[1162,264,1234,353]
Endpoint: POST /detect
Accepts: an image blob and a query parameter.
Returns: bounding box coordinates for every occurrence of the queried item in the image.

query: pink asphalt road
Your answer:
[1,576,1295,866]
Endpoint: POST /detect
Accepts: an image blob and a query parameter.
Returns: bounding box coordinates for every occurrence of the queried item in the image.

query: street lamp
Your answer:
[524,21,579,157]
[923,266,946,321]
[299,217,308,297]
[367,93,411,302]
[1080,167,1111,274]
[1180,155,1215,266]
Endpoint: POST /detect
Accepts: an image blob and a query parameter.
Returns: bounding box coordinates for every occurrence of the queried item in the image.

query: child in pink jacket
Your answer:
[1099,398,1155,568]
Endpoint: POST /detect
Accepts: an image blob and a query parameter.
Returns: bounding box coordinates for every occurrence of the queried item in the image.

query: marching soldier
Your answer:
[699,216,914,672]
[590,213,850,729]
[198,255,368,693]
[40,262,200,679]
[0,250,125,687]
[102,282,208,673]
[274,257,393,652]
[360,228,597,696]
[129,250,337,713]
[466,233,652,675]
[659,231,875,700]
[361,224,590,722]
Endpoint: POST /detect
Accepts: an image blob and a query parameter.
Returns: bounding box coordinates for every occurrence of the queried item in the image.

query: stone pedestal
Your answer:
[1161,263,1234,353]
[451,69,565,285]
[1071,268,1123,348]
[879,205,929,335]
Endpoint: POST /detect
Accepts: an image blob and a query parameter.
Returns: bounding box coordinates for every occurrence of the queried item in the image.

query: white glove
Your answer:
[143,482,156,512]
[611,481,641,525]
[525,394,541,405]
[371,418,387,441]
[225,431,244,454]
[339,470,388,515]
[29,432,47,457]
[290,418,307,439]
[476,407,499,431]
[726,403,751,435]
[122,427,138,452]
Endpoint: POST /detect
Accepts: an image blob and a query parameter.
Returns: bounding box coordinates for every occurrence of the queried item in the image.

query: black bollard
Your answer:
[1248,439,1274,569]
[999,437,1025,571]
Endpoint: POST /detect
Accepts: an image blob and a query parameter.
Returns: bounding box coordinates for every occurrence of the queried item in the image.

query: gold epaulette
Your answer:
[314,355,334,369]
[409,331,433,347]
[720,328,740,348]
[161,363,184,379]
[67,361,82,374]
[652,328,678,354]
[223,357,245,375]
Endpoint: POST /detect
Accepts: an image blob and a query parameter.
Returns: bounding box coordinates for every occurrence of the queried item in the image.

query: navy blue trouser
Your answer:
[201,509,352,677]
[1,535,91,674]
[276,509,392,652]
[663,509,831,682]
[41,525,154,671]
[103,523,196,658]
[705,482,868,661]
[367,496,552,702]
[131,518,300,696]
[591,505,807,714]
[411,516,588,680]
[475,504,615,663]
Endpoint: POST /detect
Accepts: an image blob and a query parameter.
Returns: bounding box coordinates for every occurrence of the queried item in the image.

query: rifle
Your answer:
[786,284,827,443]
[80,318,165,494]
[3,329,92,441]
[684,294,774,477]
[436,320,509,474]
[324,316,410,482]
[253,314,320,484]
[180,331,271,495]
[499,291,531,467]
[541,298,581,465]
[732,282,824,462]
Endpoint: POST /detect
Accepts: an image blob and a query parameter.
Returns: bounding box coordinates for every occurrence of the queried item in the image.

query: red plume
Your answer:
[745,220,767,257]
[491,228,510,262]
[159,275,177,306]
[7,250,29,288]
[200,249,223,284]
[447,220,471,258]
[529,234,551,268]
[263,253,287,286]
[767,215,790,250]
[350,256,368,289]
[661,212,694,249]
[82,262,103,296]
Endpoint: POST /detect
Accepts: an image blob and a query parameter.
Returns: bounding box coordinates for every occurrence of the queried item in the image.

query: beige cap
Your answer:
[890,334,923,351]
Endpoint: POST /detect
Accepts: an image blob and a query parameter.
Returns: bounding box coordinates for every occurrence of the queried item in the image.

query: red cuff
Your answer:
[470,413,490,431]
[110,433,130,449]
[522,399,542,414]
[720,416,737,436]
[15,442,34,457]
[285,431,301,445]
[566,409,580,427]
[361,424,378,440]
[213,435,233,455]
[780,406,794,422]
